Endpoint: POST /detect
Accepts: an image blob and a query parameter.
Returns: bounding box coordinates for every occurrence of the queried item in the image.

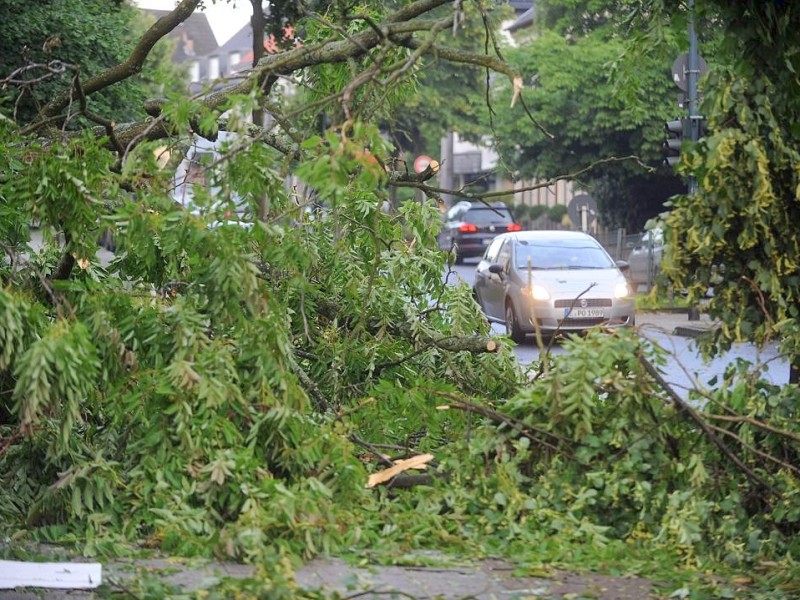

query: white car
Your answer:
[473,230,635,342]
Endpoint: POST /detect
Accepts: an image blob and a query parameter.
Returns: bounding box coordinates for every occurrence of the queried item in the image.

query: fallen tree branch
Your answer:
[704,412,800,443]
[314,297,499,356]
[637,353,775,494]
[433,391,570,456]
[287,352,330,413]
[704,421,800,477]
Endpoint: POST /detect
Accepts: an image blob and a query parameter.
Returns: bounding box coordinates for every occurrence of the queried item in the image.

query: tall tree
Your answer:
[0,0,176,125]
[491,27,683,231]
[645,0,800,380]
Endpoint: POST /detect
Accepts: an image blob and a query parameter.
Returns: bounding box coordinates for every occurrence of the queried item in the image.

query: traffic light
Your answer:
[662,118,688,167]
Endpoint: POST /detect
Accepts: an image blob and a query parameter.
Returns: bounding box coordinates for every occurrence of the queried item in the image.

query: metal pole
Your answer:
[687,0,699,194]
[687,0,701,320]
[439,131,454,209]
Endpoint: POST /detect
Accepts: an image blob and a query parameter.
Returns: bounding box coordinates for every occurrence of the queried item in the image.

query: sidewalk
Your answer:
[637,308,719,338]
[0,553,656,599]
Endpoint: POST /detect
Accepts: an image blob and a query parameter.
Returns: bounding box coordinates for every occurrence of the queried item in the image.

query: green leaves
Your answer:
[0,289,32,371]
[490,25,684,230]
[12,319,99,451]
[664,70,800,354]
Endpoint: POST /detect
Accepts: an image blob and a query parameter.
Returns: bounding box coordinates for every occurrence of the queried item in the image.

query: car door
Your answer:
[477,238,511,319]
[474,236,504,318]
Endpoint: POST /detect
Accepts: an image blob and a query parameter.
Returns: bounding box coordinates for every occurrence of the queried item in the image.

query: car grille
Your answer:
[557,318,608,327]
[554,298,612,308]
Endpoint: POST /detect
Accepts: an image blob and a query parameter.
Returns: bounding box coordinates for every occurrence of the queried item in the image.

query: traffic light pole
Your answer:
[687,0,700,195]
[686,0,701,320]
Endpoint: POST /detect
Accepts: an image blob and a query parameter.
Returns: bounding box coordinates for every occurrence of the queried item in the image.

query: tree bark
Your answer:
[249,0,270,221]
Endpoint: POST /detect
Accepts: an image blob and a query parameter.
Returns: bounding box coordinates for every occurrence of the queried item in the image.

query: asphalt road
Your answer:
[449,258,790,397]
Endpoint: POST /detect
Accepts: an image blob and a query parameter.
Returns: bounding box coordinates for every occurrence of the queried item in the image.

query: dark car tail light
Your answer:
[458,223,478,233]
[507,223,522,232]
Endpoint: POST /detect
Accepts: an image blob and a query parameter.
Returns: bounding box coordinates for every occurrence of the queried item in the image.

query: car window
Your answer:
[514,239,616,270]
[446,202,470,221]
[465,207,514,226]
[484,236,505,262]
[641,229,664,247]
[496,239,512,268]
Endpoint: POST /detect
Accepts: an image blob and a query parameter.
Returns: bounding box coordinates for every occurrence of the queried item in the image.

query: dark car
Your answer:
[437,201,521,263]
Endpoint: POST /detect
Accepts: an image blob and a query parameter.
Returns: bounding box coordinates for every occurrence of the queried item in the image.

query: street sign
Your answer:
[413,155,433,173]
[567,194,597,231]
[671,53,708,91]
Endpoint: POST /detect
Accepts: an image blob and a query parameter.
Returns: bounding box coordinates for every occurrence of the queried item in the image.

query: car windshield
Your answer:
[514,239,616,270]
[640,228,664,246]
[463,207,514,226]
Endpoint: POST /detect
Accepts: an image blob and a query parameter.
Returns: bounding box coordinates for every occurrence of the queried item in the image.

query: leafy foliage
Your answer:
[0,0,176,125]
[657,1,800,371]
[0,1,799,598]
[490,9,686,231]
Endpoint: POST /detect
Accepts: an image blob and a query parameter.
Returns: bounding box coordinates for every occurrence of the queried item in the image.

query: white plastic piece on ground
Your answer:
[0,560,102,589]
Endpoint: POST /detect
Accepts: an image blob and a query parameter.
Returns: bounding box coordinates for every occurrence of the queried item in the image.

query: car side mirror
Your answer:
[616,260,630,272]
[488,263,504,275]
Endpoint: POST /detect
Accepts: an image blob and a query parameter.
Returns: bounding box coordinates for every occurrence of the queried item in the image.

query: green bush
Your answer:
[530,205,548,221]
[512,204,529,221]
[547,204,568,222]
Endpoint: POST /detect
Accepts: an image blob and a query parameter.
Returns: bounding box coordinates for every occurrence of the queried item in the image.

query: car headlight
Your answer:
[614,281,631,299]
[523,284,550,300]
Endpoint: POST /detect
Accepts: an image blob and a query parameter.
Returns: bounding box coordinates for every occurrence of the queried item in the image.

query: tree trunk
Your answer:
[250,0,269,221]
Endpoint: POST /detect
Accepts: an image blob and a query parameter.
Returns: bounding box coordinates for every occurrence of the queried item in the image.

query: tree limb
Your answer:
[433,391,570,456]
[637,353,775,494]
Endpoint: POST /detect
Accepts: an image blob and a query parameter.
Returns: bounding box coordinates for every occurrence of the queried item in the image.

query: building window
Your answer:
[189,60,200,82]
[229,51,241,69]
[208,56,220,80]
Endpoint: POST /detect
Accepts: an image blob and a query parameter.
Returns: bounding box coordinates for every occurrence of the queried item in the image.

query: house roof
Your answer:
[218,25,253,55]
[506,5,535,32]
[143,9,219,61]
[219,24,301,69]
[508,0,534,13]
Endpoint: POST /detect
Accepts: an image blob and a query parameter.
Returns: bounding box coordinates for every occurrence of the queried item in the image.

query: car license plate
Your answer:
[482,238,492,245]
[564,308,604,319]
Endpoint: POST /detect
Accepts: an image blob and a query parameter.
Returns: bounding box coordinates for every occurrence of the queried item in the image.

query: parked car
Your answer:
[627,227,663,288]
[473,230,635,342]
[438,201,521,263]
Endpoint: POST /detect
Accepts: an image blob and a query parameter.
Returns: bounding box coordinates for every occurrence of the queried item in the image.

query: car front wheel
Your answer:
[505,301,526,344]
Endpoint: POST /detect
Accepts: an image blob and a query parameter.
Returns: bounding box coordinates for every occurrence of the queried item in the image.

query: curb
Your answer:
[673,325,712,338]
[637,308,719,338]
